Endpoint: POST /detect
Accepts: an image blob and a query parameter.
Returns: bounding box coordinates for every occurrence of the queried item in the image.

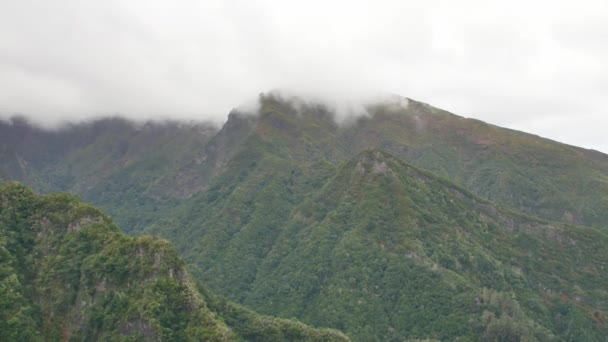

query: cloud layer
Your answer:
[1,0,607,152]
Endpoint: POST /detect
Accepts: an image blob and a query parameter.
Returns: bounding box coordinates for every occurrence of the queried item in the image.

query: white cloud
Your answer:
[0,0,606,152]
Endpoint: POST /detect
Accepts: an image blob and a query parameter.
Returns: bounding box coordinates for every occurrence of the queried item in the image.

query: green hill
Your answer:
[339,98,608,229]
[2,93,607,230]
[2,93,608,340]
[149,93,608,231]
[0,182,349,341]
[0,117,219,233]
[162,148,608,340]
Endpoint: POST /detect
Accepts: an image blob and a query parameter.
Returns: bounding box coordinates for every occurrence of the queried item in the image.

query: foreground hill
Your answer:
[0,182,349,341]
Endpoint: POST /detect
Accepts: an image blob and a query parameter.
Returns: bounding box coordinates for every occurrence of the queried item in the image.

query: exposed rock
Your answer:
[67,215,103,233]
[371,160,390,175]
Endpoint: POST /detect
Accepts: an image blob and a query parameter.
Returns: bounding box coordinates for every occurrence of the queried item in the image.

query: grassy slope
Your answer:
[0,182,349,341]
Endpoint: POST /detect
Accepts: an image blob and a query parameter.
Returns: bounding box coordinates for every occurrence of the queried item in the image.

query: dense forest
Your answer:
[2,94,608,340]
[0,182,349,341]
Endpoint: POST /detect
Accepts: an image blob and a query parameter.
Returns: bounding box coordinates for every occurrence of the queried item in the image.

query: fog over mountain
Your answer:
[1,0,607,152]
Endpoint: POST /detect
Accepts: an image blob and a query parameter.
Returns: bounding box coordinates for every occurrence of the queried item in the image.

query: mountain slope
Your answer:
[0,182,349,341]
[2,93,608,231]
[339,98,608,229]
[2,93,608,340]
[166,149,608,340]
[0,117,220,233]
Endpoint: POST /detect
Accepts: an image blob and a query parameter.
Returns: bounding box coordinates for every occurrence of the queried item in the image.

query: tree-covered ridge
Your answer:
[0,182,350,341]
[164,148,608,341]
[3,93,608,232]
[0,117,220,233]
[339,99,608,229]
[2,93,608,340]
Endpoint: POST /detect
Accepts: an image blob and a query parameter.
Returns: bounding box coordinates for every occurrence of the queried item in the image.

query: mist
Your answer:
[1,0,607,152]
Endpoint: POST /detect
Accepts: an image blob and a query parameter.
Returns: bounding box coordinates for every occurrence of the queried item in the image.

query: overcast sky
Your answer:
[1,0,607,152]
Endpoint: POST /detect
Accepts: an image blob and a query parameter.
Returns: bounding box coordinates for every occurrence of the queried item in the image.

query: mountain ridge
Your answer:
[2,93,608,340]
[0,181,350,341]
[3,94,608,229]
[150,147,608,340]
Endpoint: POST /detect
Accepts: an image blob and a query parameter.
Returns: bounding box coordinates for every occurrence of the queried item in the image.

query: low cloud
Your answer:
[0,0,607,152]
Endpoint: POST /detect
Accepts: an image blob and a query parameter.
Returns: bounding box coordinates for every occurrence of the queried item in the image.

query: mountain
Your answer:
[0,116,220,233]
[2,92,608,340]
[159,147,608,340]
[2,93,607,230]
[339,99,608,229]
[0,182,349,341]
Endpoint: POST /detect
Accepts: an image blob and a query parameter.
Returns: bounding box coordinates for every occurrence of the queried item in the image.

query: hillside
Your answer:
[2,94,607,231]
[0,182,349,341]
[340,98,608,229]
[2,93,608,340]
[0,117,223,232]
[161,148,608,340]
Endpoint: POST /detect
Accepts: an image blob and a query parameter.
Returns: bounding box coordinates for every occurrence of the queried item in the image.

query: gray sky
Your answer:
[1,0,607,153]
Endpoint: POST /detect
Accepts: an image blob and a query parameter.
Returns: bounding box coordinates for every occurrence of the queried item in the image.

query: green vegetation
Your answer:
[340,99,608,229]
[0,182,350,341]
[2,93,608,340]
[161,149,608,340]
[2,95,608,231]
